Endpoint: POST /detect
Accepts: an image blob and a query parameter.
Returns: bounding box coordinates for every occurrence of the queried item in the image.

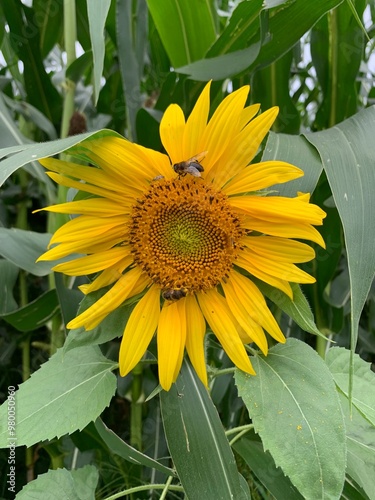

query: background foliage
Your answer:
[0,0,375,499]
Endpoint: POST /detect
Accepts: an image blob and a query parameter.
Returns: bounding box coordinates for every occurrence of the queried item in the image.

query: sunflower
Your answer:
[37,82,326,390]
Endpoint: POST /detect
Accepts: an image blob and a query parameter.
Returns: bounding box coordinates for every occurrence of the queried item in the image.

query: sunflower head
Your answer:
[37,82,326,390]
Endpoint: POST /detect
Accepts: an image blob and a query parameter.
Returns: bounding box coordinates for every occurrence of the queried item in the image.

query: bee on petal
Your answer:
[173,151,207,178]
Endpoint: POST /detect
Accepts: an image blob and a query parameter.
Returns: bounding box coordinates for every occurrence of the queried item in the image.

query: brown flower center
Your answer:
[129,177,243,293]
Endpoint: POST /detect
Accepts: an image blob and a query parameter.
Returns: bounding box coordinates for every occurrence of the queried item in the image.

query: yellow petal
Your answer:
[78,255,134,293]
[185,294,207,386]
[67,267,143,330]
[52,247,131,276]
[45,172,131,204]
[203,87,250,178]
[182,81,211,160]
[208,107,279,188]
[236,254,293,299]
[244,236,315,263]
[119,284,160,377]
[158,299,187,390]
[230,195,326,226]
[244,217,326,248]
[197,289,255,375]
[223,161,304,195]
[40,157,138,197]
[36,198,130,217]
[227,271,286,344]
[160,104,186,165]
[238,104,260,130]
[221,276,268,354]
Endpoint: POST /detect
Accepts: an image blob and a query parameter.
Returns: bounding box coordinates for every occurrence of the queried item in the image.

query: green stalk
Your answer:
[47,0,78,354]
[15,168,34,480]
[60,0,77,140]
[130,363,143,451]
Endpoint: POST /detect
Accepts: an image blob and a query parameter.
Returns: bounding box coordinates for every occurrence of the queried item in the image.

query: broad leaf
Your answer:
[0,346,117,447]
[86,0,111,103]
[147,0,217,67]
[306,107,375,358]
[1,289,59,332]
[160,359,249,500]
[16,465,99,500]
[0,129,119,186]
[233,437,304,500]
[256,281,326,339]
[0,228,52,276]
[338,392,375,500]
[235,338,346,500]
[262,132,323,197]
[326,347,375,427]
[94,417,175,477]
[0,260,19,314]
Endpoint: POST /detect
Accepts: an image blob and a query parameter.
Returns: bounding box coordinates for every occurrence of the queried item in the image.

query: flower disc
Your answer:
[129,176,244,293]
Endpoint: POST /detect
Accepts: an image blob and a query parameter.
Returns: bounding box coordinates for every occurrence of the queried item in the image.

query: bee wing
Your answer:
[186,166,202,177]
[187,151,208,163]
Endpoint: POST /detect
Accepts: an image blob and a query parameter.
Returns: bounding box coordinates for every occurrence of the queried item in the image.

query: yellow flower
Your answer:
[37,82,326,390]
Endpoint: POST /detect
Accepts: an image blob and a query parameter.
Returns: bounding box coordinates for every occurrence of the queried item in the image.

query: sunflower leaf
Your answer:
[255,280,327,340]
[15,465,99,500]
[306,106,375,398]
[326,347,375,426]
[0,346,117,447]
[160,359,250,500]
[235,338,346,500]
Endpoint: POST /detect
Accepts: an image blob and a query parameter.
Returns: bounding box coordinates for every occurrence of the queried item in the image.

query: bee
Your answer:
[162,288,187,302]
[173,151,207,177]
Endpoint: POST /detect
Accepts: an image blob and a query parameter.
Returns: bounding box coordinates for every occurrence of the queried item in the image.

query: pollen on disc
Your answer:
[129,177,244,293]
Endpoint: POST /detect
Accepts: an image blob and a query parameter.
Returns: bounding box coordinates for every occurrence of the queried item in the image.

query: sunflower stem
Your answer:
[102,483,183,500]
[130,362,143,450]
[61,0,77,140]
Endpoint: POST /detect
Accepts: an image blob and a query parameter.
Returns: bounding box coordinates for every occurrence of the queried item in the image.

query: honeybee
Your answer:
[173,151,207,177]
[162,288,187,302]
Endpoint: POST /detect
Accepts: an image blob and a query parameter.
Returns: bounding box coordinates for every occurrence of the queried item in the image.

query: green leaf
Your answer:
[235,338,346,500]
[1,0,62,124]
[1,289,59,332]
[0,346,117,447]
[233,437,304,500]
[306,107,375,355]
[15,465,99,500]
[0,228,52,276]
[3,94,58,140]
[116,0,143,140]
[251,50,301,134]
[94,417,175,477]
[34,0,64,58]
[326,347,375,426]
[0,129,119,186]
[160,359,249,500]
[177,0,344,81]
[177,42,262,81]
[311,0,366,129]
[262,132,323,197]
[338,392,375,500]
[146,0,217,67]
[252,0,345,70]
[86,0,111,104]
[256,281,326,340]
[0,260,19,314]
[66,50,93,83]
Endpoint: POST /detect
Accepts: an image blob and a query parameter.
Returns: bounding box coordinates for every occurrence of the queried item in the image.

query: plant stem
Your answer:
[130,363,143,450]
[103,483,183,500]
[61,0,77,140]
